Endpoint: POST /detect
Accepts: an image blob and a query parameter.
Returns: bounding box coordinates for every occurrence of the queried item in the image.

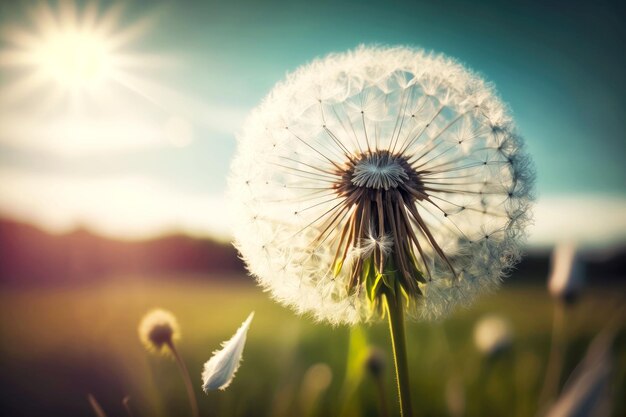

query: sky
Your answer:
[0,0,624,248]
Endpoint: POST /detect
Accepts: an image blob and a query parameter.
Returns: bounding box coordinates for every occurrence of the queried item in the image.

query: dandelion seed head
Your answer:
[230,45,534,325]
[365,346,387,378]
[138,308,180,355]
[302,363,333,393]
[473,315,513,356]
[548,243,585,304]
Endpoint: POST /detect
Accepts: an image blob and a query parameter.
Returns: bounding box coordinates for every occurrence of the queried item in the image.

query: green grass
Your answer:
[0,275,624,417]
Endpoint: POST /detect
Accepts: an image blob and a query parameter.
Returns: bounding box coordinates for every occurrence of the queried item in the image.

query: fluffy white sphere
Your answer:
[230,46,534,325]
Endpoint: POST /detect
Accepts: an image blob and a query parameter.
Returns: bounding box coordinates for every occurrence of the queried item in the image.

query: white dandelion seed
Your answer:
[230,45,534,325]
[202,312,254,392]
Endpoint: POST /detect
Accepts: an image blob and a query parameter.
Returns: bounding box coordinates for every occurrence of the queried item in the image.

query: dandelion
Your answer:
[298,363,333,417]
[365,347,389,417]
[365,346,387,379]
[473,315,513,357]
[138,309,180,355]
[231,45,534,323]
[138,309,198,417]
[541,244,586,407]
[202,312,254,391]
[230,45,534,415]
[548,243,585,304]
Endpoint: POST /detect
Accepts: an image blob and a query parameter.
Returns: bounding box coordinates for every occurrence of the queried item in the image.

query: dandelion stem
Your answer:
[384,290,413,417]
[538,301,566,409]
[374,372,390,417]
[122,396,134,417]
[167,341,200,417]
[87,394,108,417]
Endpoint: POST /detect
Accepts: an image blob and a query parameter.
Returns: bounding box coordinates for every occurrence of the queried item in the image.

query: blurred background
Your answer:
[0,0,624,416]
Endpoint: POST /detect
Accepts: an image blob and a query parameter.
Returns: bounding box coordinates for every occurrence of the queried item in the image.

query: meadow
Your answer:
[0,275,624,417]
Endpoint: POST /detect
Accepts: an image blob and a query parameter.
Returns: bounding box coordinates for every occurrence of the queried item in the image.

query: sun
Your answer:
[0,1,206,156]
[34,29,111,89]
[0,1,157,100]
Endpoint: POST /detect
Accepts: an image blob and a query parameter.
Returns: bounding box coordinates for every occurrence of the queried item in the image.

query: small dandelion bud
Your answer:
[230,45,534,324]
[138,308,198,417]
[473,315,513,357]
[302,363,333,393]
[548,243,585,304]
[365,346,389,417]
[365,347,387,379]
[299,363,333,415]
[138,309,180,355]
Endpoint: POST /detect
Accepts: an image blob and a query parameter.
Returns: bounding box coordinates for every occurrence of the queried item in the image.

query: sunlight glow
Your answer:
[0,1,155,98]
[0,1,199,155]
[0,169,234,241]
[0,1,245,156]
[35,30,111,89]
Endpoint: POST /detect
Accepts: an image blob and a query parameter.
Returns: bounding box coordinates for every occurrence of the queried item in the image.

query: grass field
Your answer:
[0,275,624,417]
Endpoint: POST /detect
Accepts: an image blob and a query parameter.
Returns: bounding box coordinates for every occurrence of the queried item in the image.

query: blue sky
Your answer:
[0,0,624,247]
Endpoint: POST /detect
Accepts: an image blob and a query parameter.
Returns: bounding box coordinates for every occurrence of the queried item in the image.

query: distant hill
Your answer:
[0,219,245,285]
[0,219,623,286]
[512,244,626,285]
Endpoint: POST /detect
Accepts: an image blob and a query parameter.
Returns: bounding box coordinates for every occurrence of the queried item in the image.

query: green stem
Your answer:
[538,301,566,409]
[384,291,413,417]
[167,341,200,417]
[374,373,389,417]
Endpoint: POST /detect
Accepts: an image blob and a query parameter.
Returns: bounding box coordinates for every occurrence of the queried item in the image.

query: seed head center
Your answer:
[331,150,436,297]
[351,152,409,190]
